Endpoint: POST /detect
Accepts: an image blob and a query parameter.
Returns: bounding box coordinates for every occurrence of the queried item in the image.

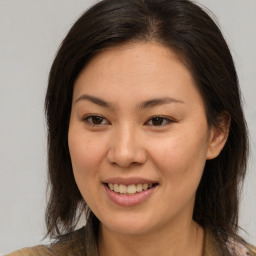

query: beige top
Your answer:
[6,220,256,256]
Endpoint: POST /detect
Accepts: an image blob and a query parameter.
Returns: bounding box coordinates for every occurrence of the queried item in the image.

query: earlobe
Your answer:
[207,112,231,160]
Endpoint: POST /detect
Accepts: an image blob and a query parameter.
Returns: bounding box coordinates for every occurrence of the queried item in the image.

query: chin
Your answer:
[99,213,160,236]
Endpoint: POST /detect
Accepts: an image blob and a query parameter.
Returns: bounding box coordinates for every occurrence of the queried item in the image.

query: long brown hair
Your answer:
[45,0,248,249]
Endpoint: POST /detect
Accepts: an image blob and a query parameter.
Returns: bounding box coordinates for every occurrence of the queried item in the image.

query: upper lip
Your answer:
[103,177,159,185]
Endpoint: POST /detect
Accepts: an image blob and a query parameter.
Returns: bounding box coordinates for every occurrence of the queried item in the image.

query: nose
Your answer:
[106,124,147,168]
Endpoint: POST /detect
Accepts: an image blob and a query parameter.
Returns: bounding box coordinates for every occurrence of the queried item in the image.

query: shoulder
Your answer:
[5,227,86,256]
[5,245,51,256]
[204,227,256,256]
[5,245,55,256]
[247,244,256,255]
[248,245,256,255]
[226,237,256,256]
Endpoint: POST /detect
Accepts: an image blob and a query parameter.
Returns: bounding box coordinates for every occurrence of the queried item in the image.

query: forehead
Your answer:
[73,41,202,107]
[86,41,180,71]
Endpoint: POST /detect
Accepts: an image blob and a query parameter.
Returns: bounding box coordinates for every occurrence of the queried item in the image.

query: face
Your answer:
[68,42,219,236]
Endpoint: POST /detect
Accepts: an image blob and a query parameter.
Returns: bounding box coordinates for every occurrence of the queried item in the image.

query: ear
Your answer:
[207,111,231,160]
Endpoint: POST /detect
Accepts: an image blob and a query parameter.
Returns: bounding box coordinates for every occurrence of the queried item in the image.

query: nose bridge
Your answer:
[107,122,146,167]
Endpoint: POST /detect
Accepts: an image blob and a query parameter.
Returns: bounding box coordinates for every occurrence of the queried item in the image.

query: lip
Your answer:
[103,177,158,185]
[103,182,158,207]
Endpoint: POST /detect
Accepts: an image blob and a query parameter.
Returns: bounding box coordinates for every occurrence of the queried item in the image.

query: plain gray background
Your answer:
[0,0,255,254]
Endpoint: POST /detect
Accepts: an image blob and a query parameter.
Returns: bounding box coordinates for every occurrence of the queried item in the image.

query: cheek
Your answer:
[68,129,106,183]
[148,128,209,181]
[68,131,108,210]
[148,133,208,212]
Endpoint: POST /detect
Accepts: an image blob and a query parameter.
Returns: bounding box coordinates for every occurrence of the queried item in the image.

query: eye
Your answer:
[83,115,109,126]
[146,116,173,126]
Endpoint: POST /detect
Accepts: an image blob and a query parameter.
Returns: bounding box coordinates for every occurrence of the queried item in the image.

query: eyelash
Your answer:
[83,115,109,127]
[82,115,175,127]
[145,116,175,126]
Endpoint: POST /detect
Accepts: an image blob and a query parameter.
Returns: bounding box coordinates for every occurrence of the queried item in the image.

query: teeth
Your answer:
[119,184,127,194]
[136,184,143,192]
[127,184,136,194]
[114,184,119,193]
[107,183,154,194]
[143,184,148,190]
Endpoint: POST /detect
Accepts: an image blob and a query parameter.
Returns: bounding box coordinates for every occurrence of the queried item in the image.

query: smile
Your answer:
[104,182,158,207]
[107,183,155,195]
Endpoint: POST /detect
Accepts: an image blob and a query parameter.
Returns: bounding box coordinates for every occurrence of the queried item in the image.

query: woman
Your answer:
[7,0,255,255]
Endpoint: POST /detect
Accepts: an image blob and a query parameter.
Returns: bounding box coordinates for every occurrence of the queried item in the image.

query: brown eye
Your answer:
[91,116,104,125]
[151,117,164,126]
[84,115,108,126]
[146,116,173,126]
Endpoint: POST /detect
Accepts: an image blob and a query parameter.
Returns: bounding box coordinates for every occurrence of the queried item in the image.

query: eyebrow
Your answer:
[138,97,184,109]
[75,94,112,108]
[75,94,184,109]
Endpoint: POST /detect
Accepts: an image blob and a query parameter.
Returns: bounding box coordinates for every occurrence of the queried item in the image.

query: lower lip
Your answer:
[103,184,157,207]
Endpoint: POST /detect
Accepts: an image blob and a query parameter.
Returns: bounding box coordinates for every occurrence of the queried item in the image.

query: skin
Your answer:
[68,41,229,256]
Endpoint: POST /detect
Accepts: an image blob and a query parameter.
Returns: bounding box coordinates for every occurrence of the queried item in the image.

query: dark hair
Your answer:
[45,0,248,250]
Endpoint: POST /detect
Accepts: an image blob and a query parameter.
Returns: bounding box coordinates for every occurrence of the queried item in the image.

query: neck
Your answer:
[98,220,204,256]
